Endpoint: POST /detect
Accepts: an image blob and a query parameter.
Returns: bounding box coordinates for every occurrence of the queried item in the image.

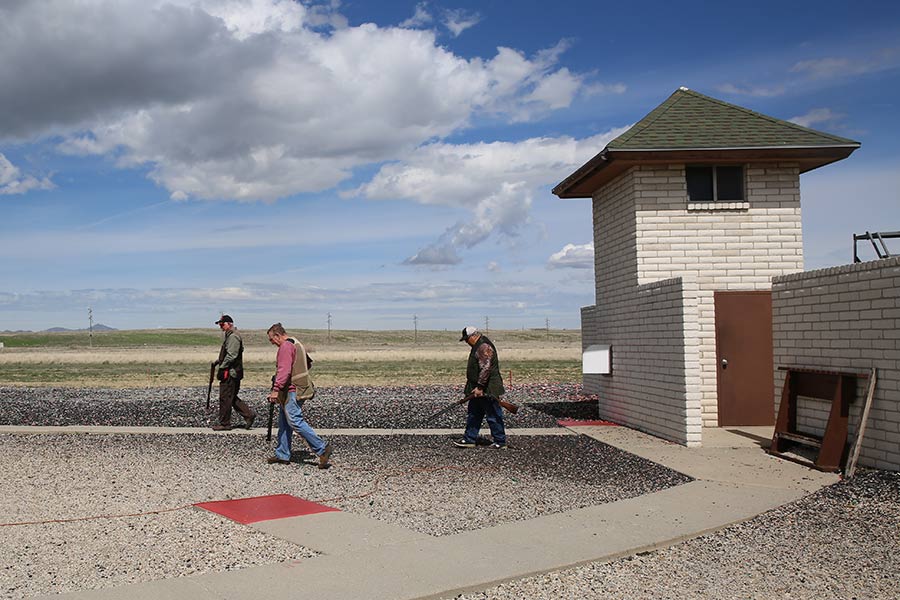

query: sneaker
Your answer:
[489,442,507,450]
[453,439,476,448]
[211,424,232,431]
[266,456,290,464]
[318,443,333,469]
[244,413,256,430]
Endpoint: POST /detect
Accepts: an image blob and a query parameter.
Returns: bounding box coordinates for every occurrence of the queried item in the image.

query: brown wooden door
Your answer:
[715,291,775,426]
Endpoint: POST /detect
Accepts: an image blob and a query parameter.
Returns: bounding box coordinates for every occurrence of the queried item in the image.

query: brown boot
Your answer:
[318,443,333,469]
[211,424,232,431]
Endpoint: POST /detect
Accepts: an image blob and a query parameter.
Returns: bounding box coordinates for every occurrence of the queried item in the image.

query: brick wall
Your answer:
[582,169,702,445]
[582,162,807,444]
[772,257,900,471]
[632,164,804,426]
[582,278,702,445]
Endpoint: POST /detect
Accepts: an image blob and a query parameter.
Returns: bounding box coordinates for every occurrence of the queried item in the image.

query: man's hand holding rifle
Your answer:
[426,391,518,423]
[470,386,519,414]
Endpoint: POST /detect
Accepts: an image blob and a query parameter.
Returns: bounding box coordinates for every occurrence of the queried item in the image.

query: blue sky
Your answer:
[1,0,898,331]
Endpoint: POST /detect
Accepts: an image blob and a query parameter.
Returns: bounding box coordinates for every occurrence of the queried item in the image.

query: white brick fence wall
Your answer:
[582,276,703,446]
[772,257,900,471]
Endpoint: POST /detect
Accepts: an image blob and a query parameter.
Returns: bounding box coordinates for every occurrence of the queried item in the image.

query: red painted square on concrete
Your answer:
[195,494,339,524]
[557,419,618,427]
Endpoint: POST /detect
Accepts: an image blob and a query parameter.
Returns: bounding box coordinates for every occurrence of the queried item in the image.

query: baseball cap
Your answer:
[215,315,234,325]
[459,326,479,341]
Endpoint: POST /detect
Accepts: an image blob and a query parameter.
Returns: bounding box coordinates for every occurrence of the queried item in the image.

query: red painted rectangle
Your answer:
[557,419,618,427]
[195,494,339,524]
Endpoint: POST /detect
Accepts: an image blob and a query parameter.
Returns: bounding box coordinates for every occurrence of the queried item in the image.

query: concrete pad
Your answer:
[703,425,774,448]
[315,427,574,437]
[31,577,220,600]
[251,510,430,555]
[576,425,839,492]
[139,479,807,600]
[30,424,843,600]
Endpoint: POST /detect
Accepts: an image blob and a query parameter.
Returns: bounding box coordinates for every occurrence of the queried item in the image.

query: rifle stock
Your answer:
[498,399,519,414]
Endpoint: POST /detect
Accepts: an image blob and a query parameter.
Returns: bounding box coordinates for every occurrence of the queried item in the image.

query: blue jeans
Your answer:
[464,396,506,445]
[274,391,327,460]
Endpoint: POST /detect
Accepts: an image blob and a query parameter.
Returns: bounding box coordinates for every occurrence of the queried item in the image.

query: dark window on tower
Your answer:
[686,165,744,202]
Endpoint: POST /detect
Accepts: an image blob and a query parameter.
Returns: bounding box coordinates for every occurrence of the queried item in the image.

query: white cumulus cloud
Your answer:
[0,0,607,202]
[351,127,629,265]
[0,154,54,196]
[548,242,594,269]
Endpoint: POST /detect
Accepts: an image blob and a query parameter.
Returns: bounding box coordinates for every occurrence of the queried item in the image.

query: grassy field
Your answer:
[0,329,221,348]
[0,328,582,387]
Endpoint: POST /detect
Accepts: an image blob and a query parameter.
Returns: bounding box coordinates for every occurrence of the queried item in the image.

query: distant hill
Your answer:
[43,324,117,332]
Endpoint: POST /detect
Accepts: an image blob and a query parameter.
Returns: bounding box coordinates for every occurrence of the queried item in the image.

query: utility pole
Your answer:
[413,314,418,344]
[88,307,94,348]
[327,313,332,342]
[484,316,489,333]
[545,317,550,340]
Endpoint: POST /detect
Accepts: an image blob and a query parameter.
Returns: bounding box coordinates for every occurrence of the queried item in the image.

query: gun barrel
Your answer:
[206,362,216,409]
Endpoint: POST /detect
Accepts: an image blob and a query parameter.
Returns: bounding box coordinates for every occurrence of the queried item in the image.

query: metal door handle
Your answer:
[721,358,728,369]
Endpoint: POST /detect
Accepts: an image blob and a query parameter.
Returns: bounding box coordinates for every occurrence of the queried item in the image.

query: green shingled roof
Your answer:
[608,88,859,150]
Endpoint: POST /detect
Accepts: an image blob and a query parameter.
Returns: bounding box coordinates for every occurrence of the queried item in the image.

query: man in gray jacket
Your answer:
[211,315,256,431]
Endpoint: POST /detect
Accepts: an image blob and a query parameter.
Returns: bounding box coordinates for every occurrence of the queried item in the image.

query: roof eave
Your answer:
[553,145,860,199]
[551,148,609,198]
[609,144,860,152]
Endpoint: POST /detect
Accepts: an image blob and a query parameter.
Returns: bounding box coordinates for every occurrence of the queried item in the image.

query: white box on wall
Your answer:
[583,344,612,375]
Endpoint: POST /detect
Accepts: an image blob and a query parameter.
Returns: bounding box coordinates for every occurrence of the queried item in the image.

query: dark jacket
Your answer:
[217,329,244,380]
[465,335,505,398]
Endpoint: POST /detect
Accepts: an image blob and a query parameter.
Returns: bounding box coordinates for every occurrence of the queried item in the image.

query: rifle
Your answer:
[425,393,519,423]
[206,361,216,410]
[266,375,276,442]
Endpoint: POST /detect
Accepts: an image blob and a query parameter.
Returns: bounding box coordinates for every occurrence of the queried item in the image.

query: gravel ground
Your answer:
[0,430,688,599]
[455,469,900,600]
[4,385,897,600]
[0,384,596,429]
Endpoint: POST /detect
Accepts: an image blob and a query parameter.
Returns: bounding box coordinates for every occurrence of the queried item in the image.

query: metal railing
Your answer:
[853,230,899,263]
